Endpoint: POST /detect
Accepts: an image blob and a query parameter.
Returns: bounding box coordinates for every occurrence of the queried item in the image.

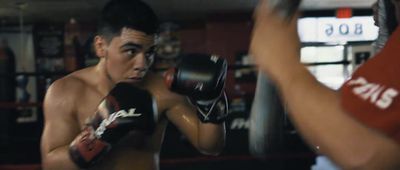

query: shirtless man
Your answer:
[40,0,228,169]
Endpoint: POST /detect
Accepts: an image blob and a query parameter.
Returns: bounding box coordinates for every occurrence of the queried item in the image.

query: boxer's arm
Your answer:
[165,95,225,155]
[41,80,80,170]
[162,54,228,155]
[250,1,400,169]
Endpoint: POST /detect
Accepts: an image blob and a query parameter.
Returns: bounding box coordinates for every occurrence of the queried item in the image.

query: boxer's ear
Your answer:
[94,36,108,58]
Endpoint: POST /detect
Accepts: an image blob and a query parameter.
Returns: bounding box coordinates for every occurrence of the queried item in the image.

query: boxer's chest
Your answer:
[76,90,103,126]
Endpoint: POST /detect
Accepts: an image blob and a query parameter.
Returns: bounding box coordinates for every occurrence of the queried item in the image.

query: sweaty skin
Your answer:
[41,28,225,170]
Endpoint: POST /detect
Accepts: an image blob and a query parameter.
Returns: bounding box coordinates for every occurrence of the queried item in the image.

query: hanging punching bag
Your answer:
[249,0,301,158]
[249,71,285,157]
[0,39,16,146]
[0,39,16,102]
[373,0,390,54]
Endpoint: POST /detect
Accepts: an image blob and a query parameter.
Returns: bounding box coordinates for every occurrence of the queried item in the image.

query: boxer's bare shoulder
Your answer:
[48,67,95,95]
[45,67,104,124]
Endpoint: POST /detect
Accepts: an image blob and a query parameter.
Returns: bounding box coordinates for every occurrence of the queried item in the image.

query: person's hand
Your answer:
[250,0,302,83]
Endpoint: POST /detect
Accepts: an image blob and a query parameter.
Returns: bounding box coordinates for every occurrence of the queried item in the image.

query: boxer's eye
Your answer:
[145,51,155,60]
[123,48,139,58]
[120,43,142,58]
[145,46,156,64]
[145,46,156,57]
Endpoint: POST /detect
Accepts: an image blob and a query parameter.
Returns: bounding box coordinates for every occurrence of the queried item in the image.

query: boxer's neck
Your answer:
[95,60,115,96]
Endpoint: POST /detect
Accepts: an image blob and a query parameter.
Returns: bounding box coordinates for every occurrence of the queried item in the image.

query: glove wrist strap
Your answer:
[191,92,229,124]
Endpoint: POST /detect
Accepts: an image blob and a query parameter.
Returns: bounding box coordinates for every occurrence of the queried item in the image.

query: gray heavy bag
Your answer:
[249,71,286,157]
[266,0,302,21]
[372,0,390,54]
[249,0,301,158]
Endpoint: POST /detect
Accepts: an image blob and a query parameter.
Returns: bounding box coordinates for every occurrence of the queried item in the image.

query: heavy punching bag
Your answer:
[373,0,398,54]
[249,71,286,157]
[373,0,389,54]
[0,39,16,146]
[248,0,301,157]
[0,40,16,102]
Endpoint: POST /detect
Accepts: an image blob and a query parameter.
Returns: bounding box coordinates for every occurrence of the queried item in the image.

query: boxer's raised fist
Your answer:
[164,53,229,124]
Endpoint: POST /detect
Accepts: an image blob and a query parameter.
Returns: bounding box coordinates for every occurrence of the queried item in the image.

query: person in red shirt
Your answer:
[250,0,400,169]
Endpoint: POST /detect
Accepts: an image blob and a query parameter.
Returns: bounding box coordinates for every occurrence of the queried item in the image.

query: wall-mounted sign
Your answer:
[298,16,378,43]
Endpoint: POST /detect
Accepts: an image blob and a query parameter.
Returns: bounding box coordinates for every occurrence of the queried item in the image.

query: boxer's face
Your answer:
[96,27,156,84]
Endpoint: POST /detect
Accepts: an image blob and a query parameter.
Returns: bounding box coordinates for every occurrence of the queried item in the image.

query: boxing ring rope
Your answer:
[0,164,41,170]
[0,72,68,77]
[0,102,42,109]
[0,58,351,77]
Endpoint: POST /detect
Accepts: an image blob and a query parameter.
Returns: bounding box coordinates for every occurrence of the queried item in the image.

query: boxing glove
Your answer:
[69,82,157,168]
[164,53,229,124]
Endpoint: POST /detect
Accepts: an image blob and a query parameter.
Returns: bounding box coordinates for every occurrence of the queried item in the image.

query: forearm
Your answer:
[275,64,400,169]
[42,146,79,170]
[197,122,226,155]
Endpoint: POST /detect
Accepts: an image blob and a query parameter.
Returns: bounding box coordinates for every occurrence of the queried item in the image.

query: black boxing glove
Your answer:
[164,53,229,124]
[69,83,157,168]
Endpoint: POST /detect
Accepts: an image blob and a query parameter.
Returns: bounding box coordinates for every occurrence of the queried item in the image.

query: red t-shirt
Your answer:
[341,27,400,144]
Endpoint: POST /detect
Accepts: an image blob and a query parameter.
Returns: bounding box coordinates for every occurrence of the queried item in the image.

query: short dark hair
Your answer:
[97,0,159,41]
